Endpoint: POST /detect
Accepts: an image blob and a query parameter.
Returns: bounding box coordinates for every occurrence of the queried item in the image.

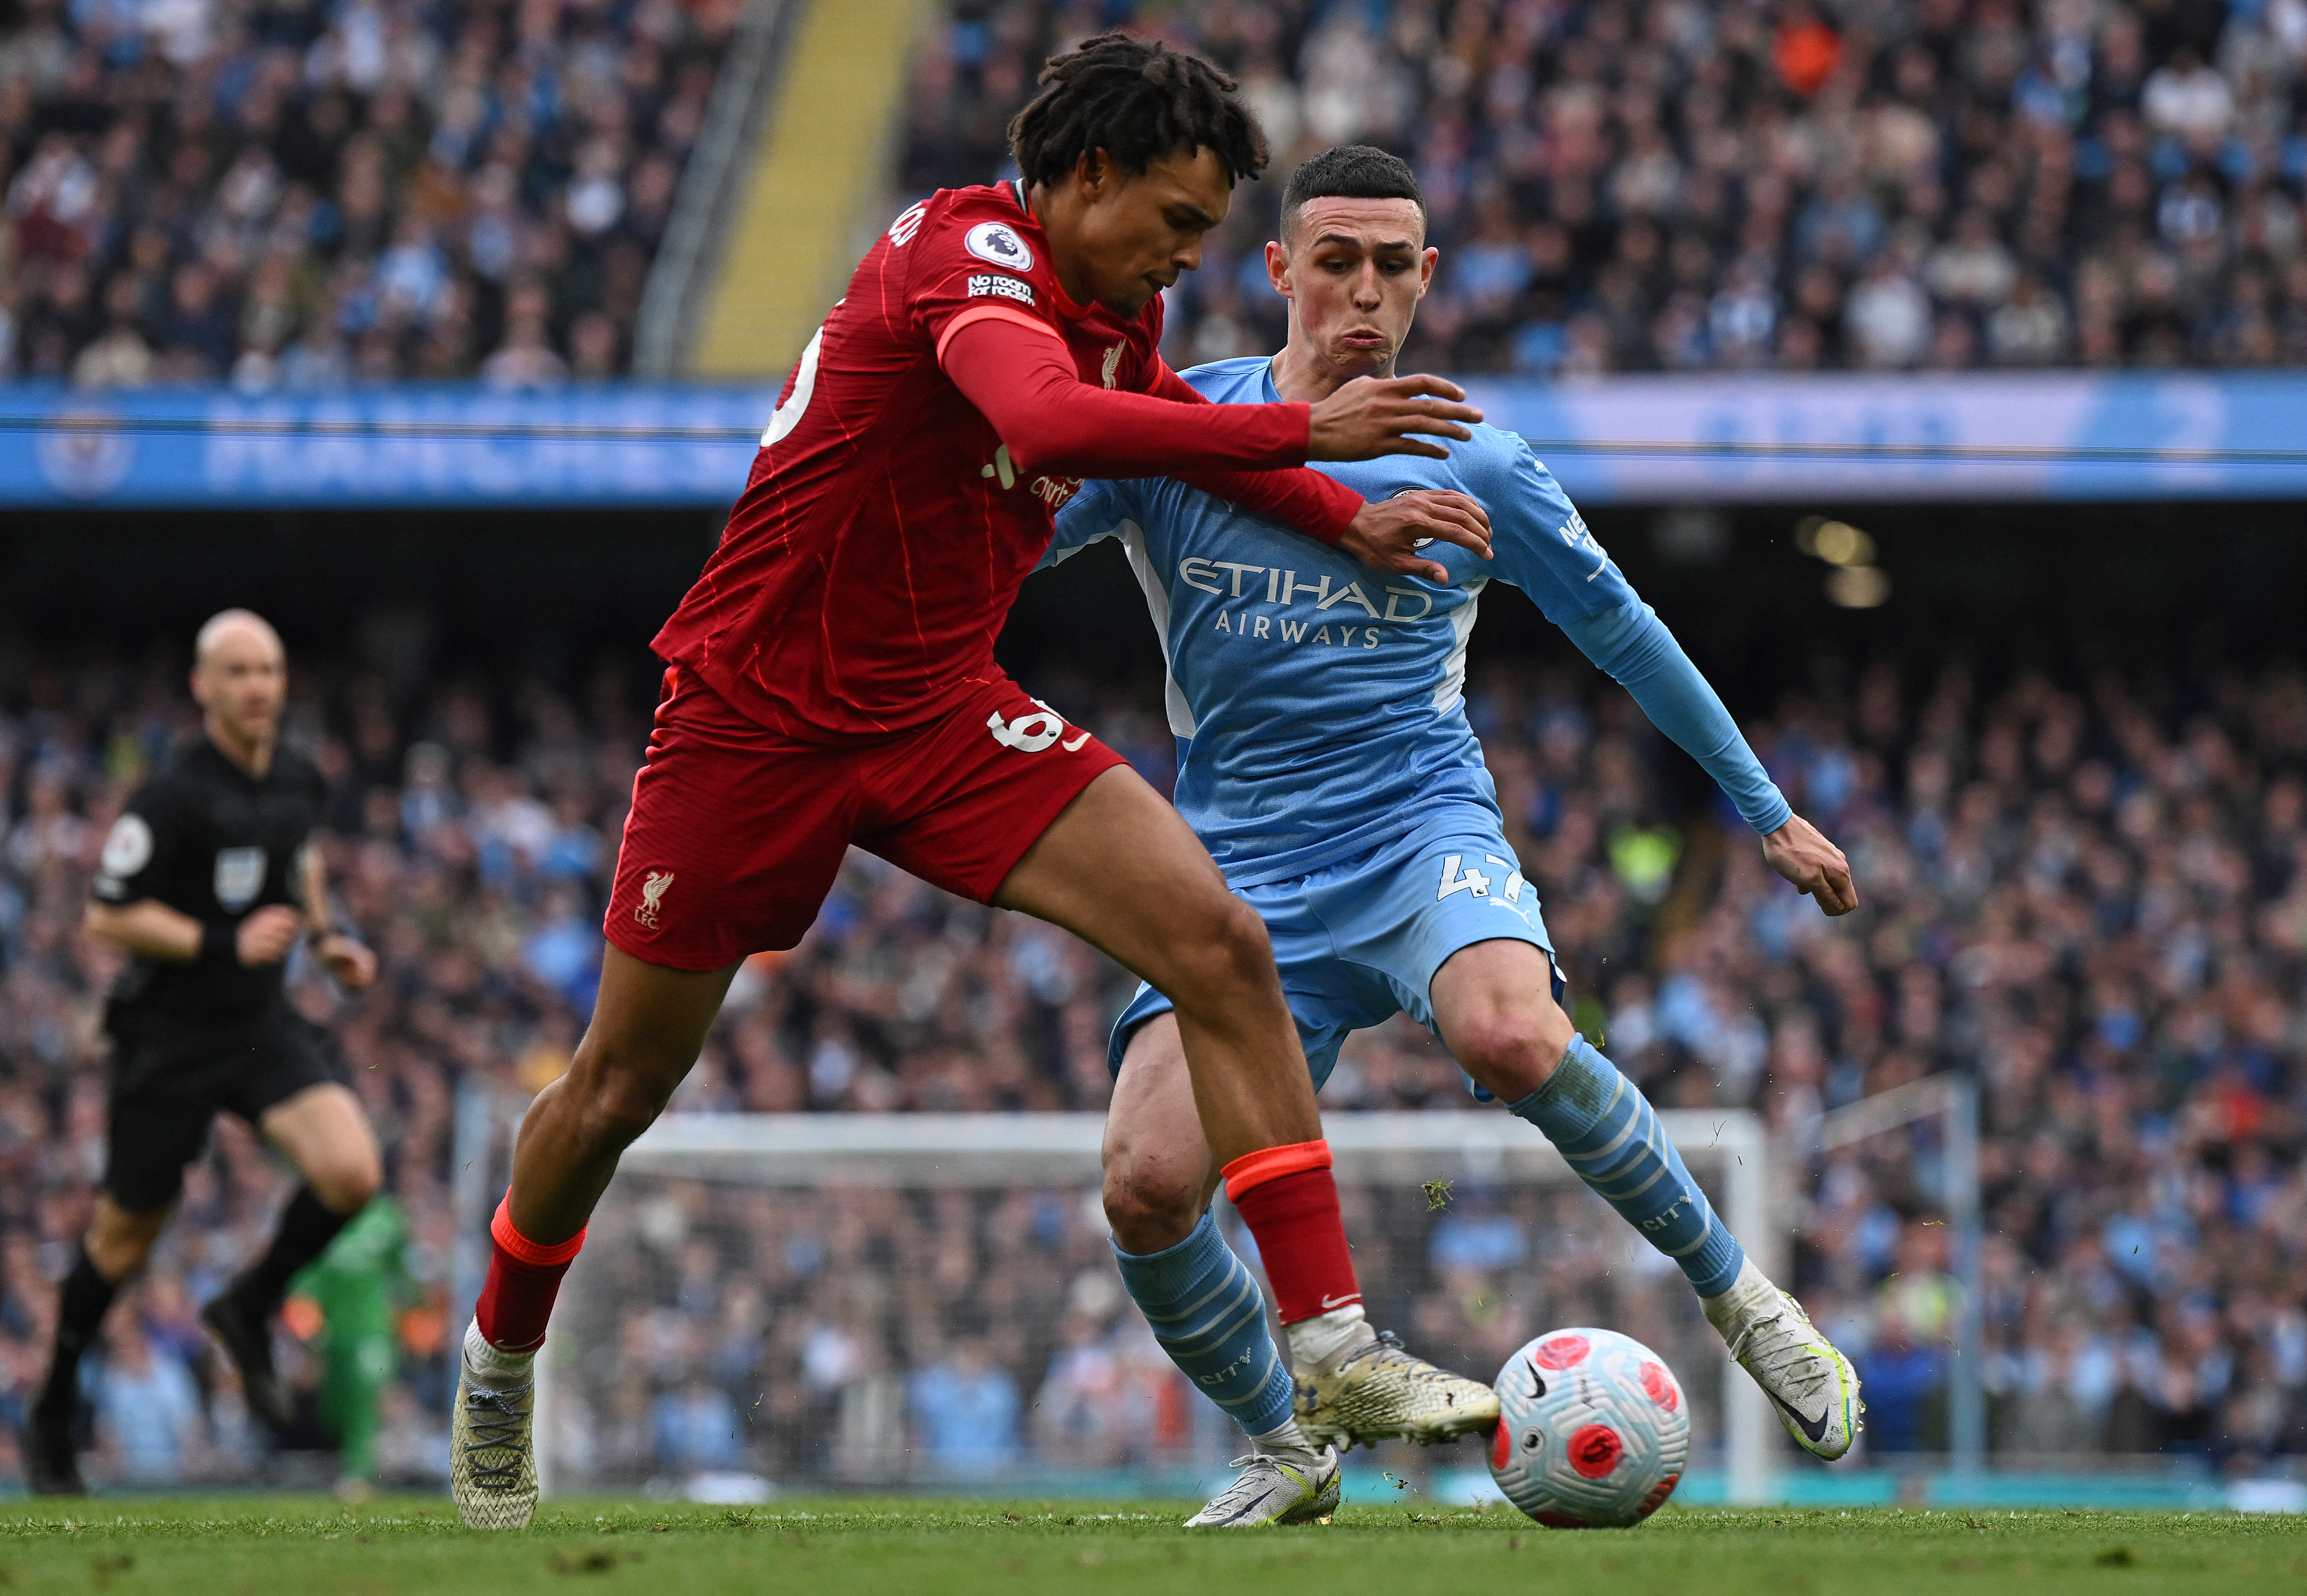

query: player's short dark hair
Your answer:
[1008,32,1269,191]
[1280,145,1427,241]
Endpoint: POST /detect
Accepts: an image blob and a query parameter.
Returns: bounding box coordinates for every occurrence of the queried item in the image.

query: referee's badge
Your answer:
[214,847,266,912]
[100,813,153,878]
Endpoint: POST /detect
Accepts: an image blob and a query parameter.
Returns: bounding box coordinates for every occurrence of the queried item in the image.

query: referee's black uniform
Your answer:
[26,732,367,1494]
[91,735,345,1204]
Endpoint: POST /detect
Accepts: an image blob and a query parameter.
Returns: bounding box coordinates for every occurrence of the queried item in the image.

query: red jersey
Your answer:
[656,182,1198,739]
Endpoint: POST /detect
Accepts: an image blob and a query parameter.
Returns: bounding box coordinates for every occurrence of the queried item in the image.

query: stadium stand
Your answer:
[0,0,742,385]
[3,636,2304,1482]
[902,0,2307,372]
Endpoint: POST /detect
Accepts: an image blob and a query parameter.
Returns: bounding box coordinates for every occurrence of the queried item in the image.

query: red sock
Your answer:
[1222,1139,1361,1324]
[474,1196,587,1353]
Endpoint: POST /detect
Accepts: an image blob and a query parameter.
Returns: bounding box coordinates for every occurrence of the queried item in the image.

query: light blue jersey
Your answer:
[1044,355,1791,896]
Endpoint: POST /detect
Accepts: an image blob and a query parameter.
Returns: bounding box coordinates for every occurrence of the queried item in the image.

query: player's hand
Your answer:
[315,933,378,992]
[1763,814,1858,916]
[235,905,303,966]
[1306,375,1482,462]
[1339,490,1494,584]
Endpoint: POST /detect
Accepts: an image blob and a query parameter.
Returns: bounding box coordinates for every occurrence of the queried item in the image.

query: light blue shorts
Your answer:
[1110,812,1560,1091]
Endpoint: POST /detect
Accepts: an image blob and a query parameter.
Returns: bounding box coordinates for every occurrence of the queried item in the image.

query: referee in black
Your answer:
[25,609,383,1495]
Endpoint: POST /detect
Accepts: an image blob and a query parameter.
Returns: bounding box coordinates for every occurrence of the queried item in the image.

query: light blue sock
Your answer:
[1113,1209,1294,1436]
[1509,1036,1746,1298]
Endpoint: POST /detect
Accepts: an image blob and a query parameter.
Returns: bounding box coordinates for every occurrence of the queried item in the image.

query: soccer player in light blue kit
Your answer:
[1044,147,1865,1527]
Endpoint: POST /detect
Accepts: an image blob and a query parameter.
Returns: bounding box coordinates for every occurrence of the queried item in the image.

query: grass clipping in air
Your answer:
[2,1497,2300,1595]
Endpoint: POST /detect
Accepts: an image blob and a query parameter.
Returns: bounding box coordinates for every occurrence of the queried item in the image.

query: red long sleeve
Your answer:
[1139,358,1364,545]
[941,316,1312,481]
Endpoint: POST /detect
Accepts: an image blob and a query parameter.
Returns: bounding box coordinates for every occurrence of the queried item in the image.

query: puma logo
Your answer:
[636,870,675,929]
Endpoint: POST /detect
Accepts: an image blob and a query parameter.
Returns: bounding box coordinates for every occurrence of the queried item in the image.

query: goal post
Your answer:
[505,1108,1779,1505]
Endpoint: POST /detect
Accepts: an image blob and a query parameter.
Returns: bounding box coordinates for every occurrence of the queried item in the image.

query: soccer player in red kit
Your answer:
[449,36,1504,1527]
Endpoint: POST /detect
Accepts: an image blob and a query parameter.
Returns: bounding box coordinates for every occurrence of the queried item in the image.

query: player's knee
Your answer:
[568,1064,671,1155]
[312,1152,381,1215]
[1455,1001,1578,1101]
[1164,894,1275,1005]
[1103,1151,1203,1254]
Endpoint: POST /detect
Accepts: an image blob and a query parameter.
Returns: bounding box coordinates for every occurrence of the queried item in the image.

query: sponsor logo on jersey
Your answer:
[967,273,1035,307]
[979,445,1082,510]
[213,846,266,913]
[1558,508,1610,581]
[636,869,675,929]
[1175,557,1455,650]
[964,221,1034,271]
[1031,474,1083,510]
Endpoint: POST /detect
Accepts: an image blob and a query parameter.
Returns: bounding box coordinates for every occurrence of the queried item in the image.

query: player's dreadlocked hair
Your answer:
[1008,32,1270,191]
[1281,145,1427,240]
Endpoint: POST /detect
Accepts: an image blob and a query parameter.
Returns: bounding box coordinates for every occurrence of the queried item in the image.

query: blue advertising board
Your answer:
[0,372,2301,509]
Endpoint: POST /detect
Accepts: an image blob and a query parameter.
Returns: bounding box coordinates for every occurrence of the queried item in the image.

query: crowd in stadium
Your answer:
[0,0,736,385]
[905,0,2307,373]
[6,0,2304,385]
[1,623,2304,1485]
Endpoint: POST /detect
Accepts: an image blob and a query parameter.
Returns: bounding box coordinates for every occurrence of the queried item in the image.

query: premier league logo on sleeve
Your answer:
[964,222,1034,272]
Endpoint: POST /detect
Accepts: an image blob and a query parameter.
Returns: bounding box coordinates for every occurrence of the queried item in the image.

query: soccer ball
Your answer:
[1487,1327,1689,1527]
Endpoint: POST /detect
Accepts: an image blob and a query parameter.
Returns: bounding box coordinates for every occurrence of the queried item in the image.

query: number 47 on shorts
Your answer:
[1438,853,1530,902]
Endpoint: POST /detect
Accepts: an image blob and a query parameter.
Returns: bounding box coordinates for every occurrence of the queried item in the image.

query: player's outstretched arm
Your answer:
[942,318,1482,482]
[1562,604,1858,918]
[1305,374,1483,462]
[1763,814,1859,917]
[1476,443,1857,916]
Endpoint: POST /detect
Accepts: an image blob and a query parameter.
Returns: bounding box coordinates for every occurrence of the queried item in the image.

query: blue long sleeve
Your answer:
[1558,601,1792,835]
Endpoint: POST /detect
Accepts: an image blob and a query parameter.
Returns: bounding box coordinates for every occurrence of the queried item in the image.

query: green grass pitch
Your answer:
[3,1497,2301,1595]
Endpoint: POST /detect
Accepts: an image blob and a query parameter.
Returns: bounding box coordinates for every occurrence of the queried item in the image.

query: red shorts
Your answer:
[604,667,1128,970]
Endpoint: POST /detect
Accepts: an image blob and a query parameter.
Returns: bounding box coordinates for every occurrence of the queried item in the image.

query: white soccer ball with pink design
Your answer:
[1487,1326,1690,1528]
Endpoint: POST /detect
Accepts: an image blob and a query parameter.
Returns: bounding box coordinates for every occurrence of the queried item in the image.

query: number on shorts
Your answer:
[1437,854,1492,900]
[987,699,1086,754]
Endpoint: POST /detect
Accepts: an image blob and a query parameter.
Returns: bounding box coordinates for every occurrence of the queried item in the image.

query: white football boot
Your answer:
[1184,1443,1342,1528]
[451,1322,539,1529]
[1703,1259,1863,1461]
[1290,1309,1499,1450]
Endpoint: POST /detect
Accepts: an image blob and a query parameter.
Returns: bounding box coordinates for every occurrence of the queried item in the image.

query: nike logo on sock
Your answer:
[1768,1390,1833,1446]
[1319,1293,1362,1310]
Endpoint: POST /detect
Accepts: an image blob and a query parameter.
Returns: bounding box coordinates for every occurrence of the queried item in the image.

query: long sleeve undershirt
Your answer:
[941,317,1362,544]
[1558,601,1793,835]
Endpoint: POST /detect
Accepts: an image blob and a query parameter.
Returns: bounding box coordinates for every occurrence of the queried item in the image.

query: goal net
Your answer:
[503,1109,1779,1505]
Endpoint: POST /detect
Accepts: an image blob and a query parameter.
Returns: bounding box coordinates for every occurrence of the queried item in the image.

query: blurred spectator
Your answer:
[908,1337,1021,1475]
[652,1376,745,1473]
[88,1307,204,1485]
